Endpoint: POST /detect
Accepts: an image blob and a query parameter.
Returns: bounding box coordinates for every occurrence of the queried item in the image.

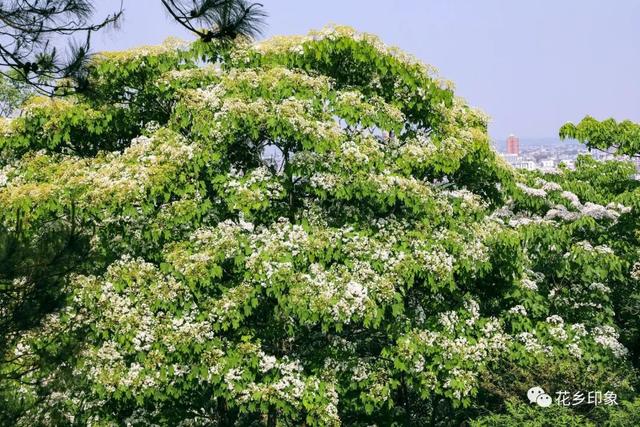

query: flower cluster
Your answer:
[223,166,285,211]
[632,261,640,281]
[517,182,547,198]
[592,326,629,358]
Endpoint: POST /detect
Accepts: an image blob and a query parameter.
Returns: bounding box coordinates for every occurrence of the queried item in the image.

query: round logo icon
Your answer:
[536,393,553,407]
[527,386,545,404]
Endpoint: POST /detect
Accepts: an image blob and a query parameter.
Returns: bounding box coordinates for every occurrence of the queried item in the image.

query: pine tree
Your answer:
[0,1,266,94]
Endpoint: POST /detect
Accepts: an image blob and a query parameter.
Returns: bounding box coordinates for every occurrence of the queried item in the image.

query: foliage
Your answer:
[0,26,638,426]
[471,398,640,427]
[516,156,640,369]
[470,399,594,427]
[560,116,640,158]
[0,75,32,117]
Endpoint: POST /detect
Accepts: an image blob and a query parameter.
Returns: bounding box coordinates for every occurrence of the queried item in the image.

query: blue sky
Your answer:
[93,0,640,139]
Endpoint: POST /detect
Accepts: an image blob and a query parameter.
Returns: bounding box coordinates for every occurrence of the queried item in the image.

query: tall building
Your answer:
[506,134,520,155]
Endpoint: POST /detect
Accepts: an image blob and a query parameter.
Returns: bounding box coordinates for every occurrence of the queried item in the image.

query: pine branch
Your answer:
[0,0,123,95]
[160,0,266,42]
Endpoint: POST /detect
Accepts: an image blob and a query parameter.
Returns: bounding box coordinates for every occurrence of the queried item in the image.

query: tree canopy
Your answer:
[0,26,639,426]
[560,116,640,158]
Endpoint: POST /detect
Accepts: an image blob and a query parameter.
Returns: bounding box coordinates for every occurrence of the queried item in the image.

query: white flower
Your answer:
[443,189,486,211]
[415,248,454,277]
[606,202,631,214]
[632,262,640,281]
[545,205,580,222]
[592,326,629,358]
[352,362,370,381]
[571,323,588,337]
[122,362,144,387]
[567,343,582,359]
[589,282,610,293]
[549,326,568,341]
[14,342,30,358]
[541,181,562,192]
[508,305,527,316]
[561,191,581,207]
[581,202,619,221]
[575,241,614,254]
[546,315,564,325]
[521,278,538,291]
[259,354,277,373]
[95,341,122,362]
[464,299,480,326]
[310,172,339,191]
[224,368,243,391]
[594,244,614,255]
[438,311,459,332]
[516,332,543,353]
[517,183,547,198]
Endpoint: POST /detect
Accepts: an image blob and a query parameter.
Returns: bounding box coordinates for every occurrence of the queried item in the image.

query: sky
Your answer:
[92,0,640,140]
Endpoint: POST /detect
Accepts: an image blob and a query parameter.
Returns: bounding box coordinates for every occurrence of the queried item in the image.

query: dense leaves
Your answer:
[0,26,638,425]
[560,116,640,158]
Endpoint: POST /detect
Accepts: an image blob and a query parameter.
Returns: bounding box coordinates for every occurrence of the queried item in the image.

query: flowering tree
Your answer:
[0,26,638,425]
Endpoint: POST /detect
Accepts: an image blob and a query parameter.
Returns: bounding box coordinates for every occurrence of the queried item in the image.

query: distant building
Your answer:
[513,160,536,170]
[502,153,519,164]
[540,159,555,169]
[506,134,520,155]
